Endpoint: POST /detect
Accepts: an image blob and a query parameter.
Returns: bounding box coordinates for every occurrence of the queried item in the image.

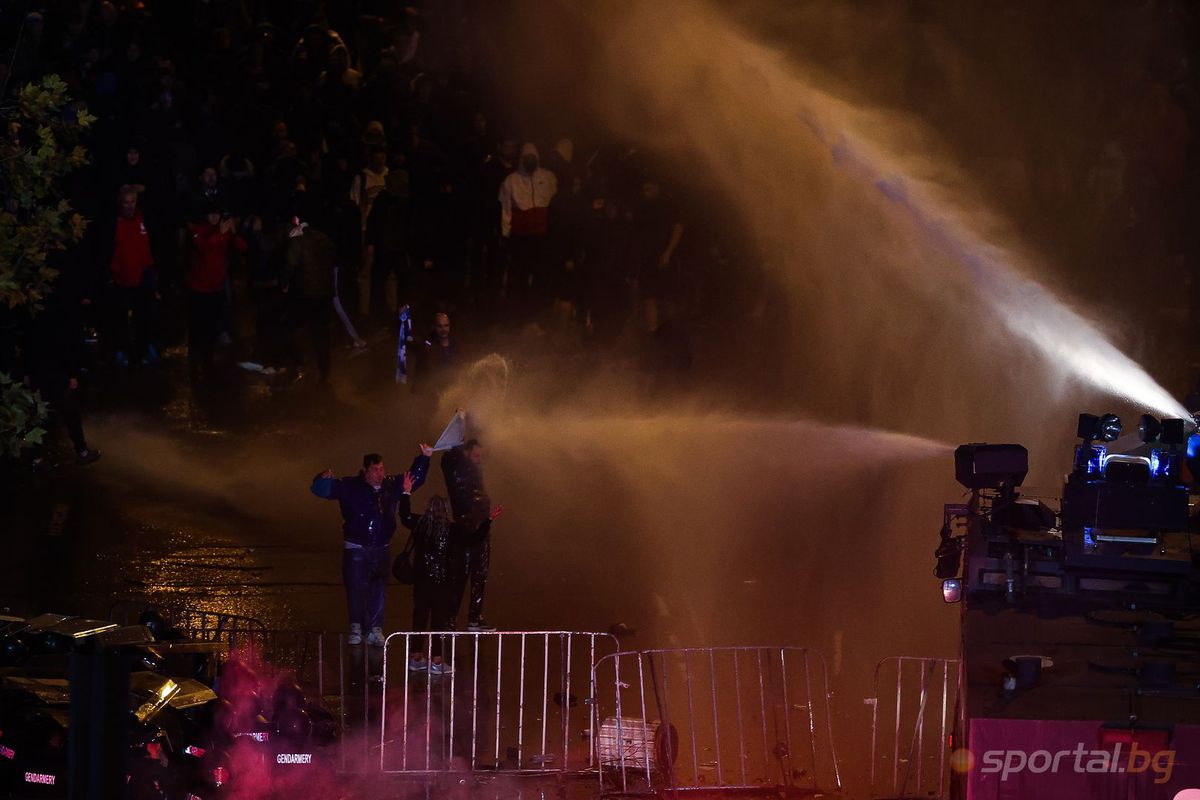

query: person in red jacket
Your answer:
[109,186,159,367]
[186,206,247,382]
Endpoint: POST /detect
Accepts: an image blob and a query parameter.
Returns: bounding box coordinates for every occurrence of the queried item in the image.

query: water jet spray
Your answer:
[796,110,1189,421]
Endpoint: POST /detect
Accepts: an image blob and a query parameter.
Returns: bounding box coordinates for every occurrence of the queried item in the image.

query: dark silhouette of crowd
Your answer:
[7,2,1200,475]
[1,0,719,451]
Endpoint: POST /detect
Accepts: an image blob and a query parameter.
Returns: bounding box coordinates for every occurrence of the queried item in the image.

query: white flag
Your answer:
[432,409,467,452]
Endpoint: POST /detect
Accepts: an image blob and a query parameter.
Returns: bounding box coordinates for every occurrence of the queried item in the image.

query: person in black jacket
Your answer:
[282,214,338,382]
[417,312,457,394]
[398,470,502,675]
[440,439,495,631]
[312,446,431,646]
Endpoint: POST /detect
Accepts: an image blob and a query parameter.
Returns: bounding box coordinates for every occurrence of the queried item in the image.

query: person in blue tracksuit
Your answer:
[311,444,430,645]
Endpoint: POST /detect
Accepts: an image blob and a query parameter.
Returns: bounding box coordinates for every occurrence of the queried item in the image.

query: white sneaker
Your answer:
[347,624,363,646]
[429,660,454,677]
[367,627,386,647]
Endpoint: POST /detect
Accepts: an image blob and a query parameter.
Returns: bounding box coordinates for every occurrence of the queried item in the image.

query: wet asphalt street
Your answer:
[0,335,437,632]
[0,311,671,638]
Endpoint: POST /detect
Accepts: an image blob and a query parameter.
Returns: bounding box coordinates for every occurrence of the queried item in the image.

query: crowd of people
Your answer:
[5,3,1200,472]
[5,1,703,385]
[0,0,730,666]
[0,1,731,470]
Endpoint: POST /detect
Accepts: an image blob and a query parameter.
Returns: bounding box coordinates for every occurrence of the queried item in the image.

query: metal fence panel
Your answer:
[592,646,842,795]
[378,631,619,775]
[867,655,959,800]
[106,605,620,778]
[109,600,268,652]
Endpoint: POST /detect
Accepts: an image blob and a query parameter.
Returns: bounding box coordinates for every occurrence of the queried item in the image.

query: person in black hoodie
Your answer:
[440,439,496,631]
[398,470,502,675]
[282,211,337,382]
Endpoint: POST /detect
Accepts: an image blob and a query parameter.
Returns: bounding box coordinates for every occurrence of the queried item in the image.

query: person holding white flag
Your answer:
[441,438,497,631]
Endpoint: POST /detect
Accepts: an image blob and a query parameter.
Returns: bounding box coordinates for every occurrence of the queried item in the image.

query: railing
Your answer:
[109,600,268,652]
[107,604,622,778]
[105,604,859,794]
[867,655,959,799]
[592,646,843,795]
[377,630,620,774]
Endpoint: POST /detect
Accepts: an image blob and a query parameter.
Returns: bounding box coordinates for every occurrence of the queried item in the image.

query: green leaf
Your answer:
[0,74,88,455]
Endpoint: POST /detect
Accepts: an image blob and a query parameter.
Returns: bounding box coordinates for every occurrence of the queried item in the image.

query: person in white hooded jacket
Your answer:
[498,142,557,309]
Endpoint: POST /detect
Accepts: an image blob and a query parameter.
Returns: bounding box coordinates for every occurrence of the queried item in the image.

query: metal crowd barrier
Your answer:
[108,600,268,652]
[866,655,959,800]
[591,646,843,795]
[377,631,620,775]
[106,606,861,794]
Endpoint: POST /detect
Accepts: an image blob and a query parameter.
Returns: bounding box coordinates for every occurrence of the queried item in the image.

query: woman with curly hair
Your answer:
[399,471,502,675]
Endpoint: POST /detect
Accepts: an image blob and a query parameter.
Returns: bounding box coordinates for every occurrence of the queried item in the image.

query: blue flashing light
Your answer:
[1188,432,1200,460]
[1087,445,1106,475]
[1148,449,1178,482]
[1083,527,1097,548]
